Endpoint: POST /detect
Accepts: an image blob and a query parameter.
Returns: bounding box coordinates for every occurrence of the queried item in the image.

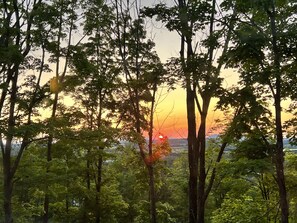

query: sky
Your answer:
[37,0,239,139]
[43,0,293,139]
[148,23,240,138]
[136,0,239,138]
[141,0,294,139]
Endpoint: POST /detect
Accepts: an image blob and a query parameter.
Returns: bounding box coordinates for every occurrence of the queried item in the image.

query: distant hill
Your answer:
[167,137,297,153]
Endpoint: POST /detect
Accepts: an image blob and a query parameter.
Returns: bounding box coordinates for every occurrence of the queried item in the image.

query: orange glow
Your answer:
[144,134,171,164]
[153,87,224,138]
[50,77,59,93]
[153,83,294,139]
[151,69,247,138]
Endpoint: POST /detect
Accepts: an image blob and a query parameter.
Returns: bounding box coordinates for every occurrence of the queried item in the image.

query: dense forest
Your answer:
[1,0,297,222]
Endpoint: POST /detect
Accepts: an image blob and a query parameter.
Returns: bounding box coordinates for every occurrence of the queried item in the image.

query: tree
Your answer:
[10,131,128,222]
[210,145,279,223]
[223,0,297,221]
[0,1,44,222]
[166,151,188,222]
[113,1,167,222]
[67,1,121,221]
[143,1,237,222]
[112,141,174,223]
[284,152,297,221]
[39,0,81,221]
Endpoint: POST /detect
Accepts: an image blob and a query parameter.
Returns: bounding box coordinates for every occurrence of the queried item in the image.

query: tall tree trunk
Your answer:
[197,115,207,223]
[115,1,159,222]
[2,42,43,223]
[43,0,75,218]
[178,10,199,221]
[187,87,198,223]
[84,149,91,220]
[268,2,289,222]
[3,68,19,223]
[1,2,20,221]
[3,154,13,223]
[82,148,92,222]
[0,1,41,222]
[148,82,157,223]
[275,78,288,223]
[43,92,57,223]
[95,148,103,223]
[43,136,54,222]
[148,165,157,223]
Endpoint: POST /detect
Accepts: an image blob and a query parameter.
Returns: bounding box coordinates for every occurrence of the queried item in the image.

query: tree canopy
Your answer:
[0,0,297,223]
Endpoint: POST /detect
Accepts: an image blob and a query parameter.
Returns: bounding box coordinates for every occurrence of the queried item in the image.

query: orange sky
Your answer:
[153,84,294,139]
[151,27,294,138]
[151,28,225,138]
[151,21,240,138]
[42,20,293,139]
[152,87,227,139]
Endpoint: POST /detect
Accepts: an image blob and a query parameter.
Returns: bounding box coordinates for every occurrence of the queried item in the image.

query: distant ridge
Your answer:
[167,137,297,152]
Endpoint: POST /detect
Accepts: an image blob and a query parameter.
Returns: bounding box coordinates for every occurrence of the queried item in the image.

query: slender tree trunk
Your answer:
[3,155,13,223]
[43,193,50,223]
[176,1,200,221]
[275,78,288,223]
[65,158,69,216]
[178,14,199,222]
[43,136,54,223]
[268,2,289,222]
[82,149,91,222]
[95,148,103,223]
[187,87,198,223]
[2,2,20,219]
[115,2,158,222]
[197,115,207,223]
[147,82,157,223]
[86,157,91,186]
[148,165,157,223]
[43,92,58,223]
[3,68,19,223]
[0,1,41,222]
[43,1,64,219]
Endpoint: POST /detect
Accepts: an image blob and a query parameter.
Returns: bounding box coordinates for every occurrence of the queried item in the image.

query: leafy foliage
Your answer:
[1,0,297,222]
